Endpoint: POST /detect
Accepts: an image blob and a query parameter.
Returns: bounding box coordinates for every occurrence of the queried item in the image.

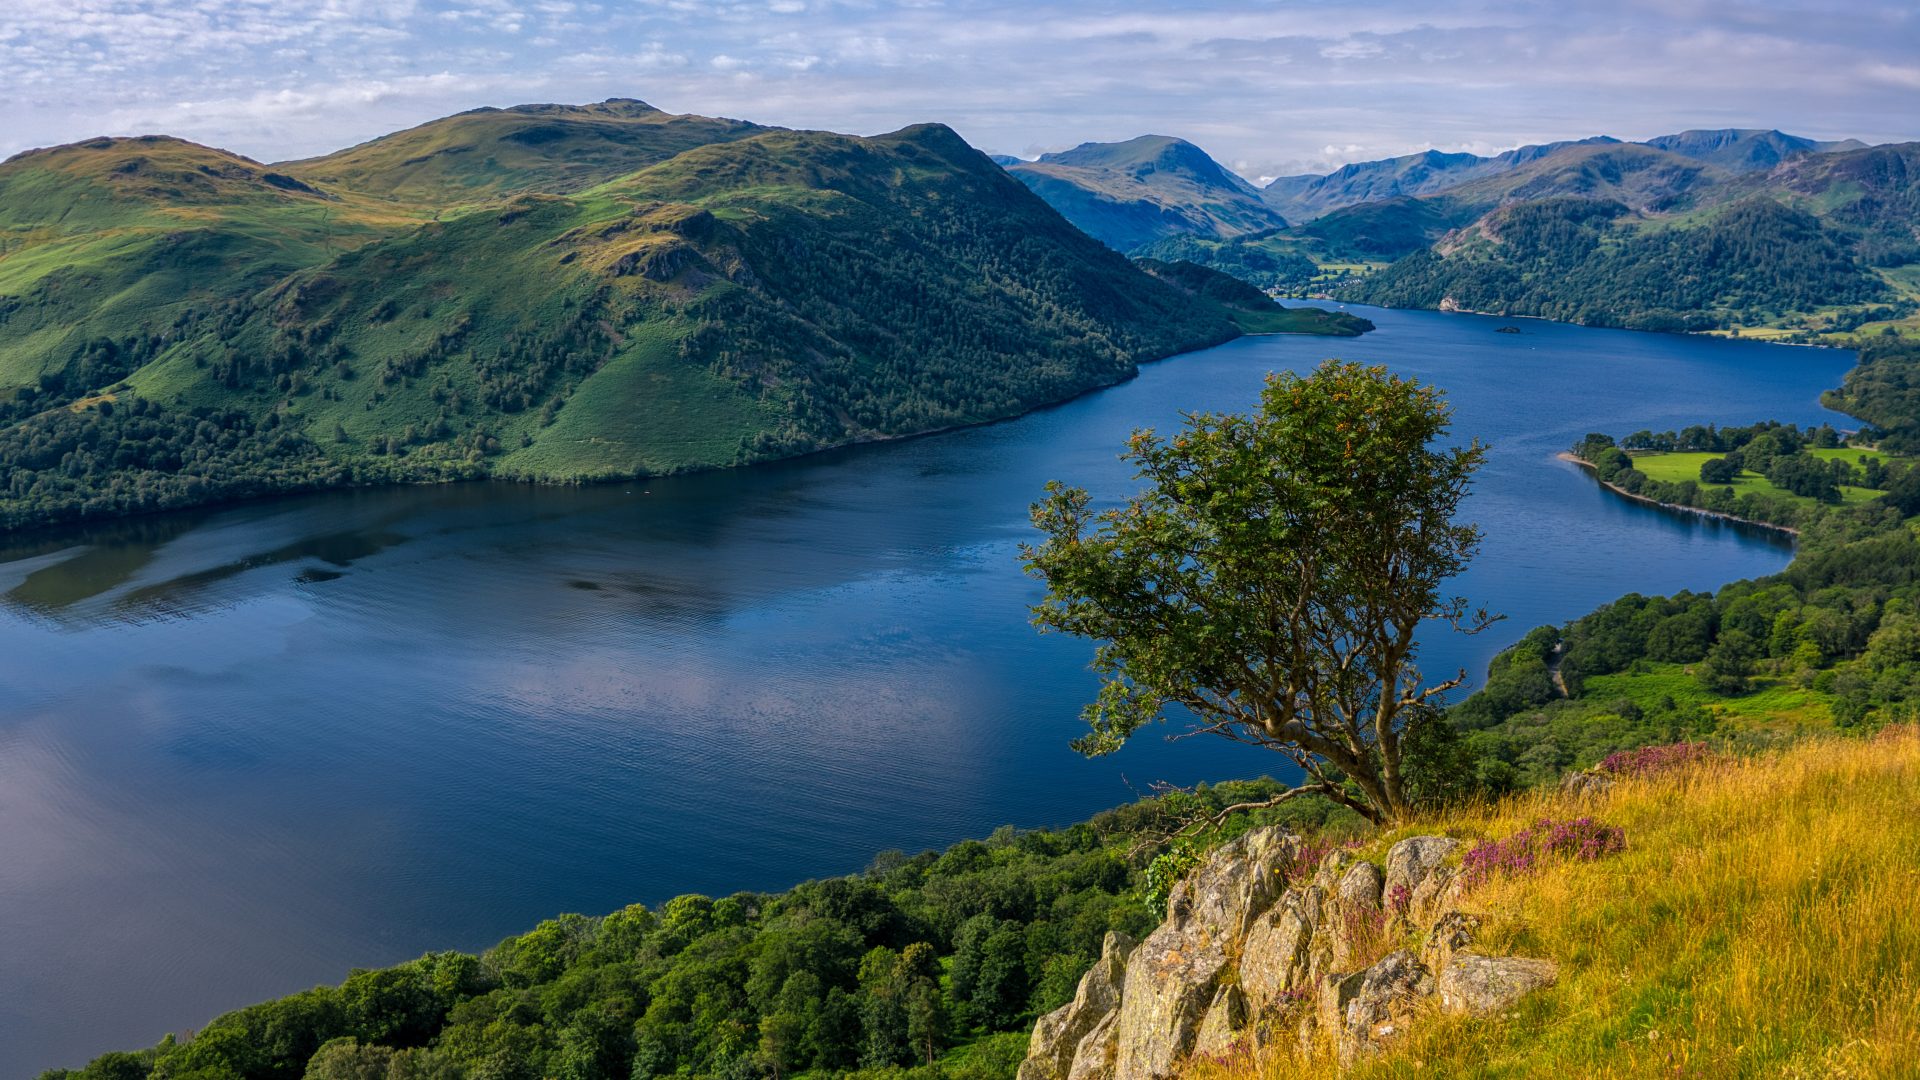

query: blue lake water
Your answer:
[0,304,1854,1074]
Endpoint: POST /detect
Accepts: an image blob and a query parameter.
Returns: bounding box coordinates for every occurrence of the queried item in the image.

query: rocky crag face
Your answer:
[1018,826,1560,1078]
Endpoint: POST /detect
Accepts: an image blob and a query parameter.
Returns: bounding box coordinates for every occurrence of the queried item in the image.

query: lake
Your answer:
[0,304,1855,1074]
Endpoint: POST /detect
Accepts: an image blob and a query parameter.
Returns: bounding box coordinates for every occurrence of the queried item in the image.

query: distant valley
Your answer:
[1003,127,1918,339]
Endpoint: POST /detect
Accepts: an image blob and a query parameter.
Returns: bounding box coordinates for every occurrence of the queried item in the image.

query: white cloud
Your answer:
[0,1,1913,172]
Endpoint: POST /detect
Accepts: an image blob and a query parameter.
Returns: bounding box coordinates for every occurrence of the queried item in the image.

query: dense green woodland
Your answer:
[1826,337,1920,451]
[1447,510,1920,784]
[1131,232,1320,291]
[41,786,1350,1080]
[1355,198,1888,331]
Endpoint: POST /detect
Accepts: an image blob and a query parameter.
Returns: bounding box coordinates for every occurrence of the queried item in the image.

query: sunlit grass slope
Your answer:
[1189,728,1920,1079]
[278,98,770,206]
[0,136,420,390]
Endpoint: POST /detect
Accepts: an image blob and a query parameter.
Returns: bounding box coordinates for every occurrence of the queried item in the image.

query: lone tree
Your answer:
[1024,360,1494,824]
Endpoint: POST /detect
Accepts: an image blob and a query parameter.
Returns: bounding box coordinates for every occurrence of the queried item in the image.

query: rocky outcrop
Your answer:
[1325,949,1432,1065]
[1559,768,1616,798]
[1109,828,1298,1080]
[1017,931,1134,1080]
[1437,953,1559,1015]
[1017,828,1561,1079]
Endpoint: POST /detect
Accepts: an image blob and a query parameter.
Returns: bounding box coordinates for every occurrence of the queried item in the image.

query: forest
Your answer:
[0,397,363,531]
[1353,197,1888,331]
[39,783,1354,1080]
[1824,335,1920,451]
[1448,504,1920,783]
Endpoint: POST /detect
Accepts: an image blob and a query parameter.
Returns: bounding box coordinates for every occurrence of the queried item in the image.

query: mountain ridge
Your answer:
[0,108,1365,531]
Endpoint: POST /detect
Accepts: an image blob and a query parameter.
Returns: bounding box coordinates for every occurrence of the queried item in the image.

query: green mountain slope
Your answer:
[1350,142,1920,333]
[1003,136,1287,252]
[1643,128,1868,172]
[279,99,770,206]
[1137,198,1484,292]
[0,136,420,402]
[0,116,1368,531]
[1136,143,1753,295]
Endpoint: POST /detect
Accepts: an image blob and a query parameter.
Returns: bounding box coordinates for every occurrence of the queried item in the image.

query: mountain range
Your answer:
[0,100,1366,531]
[1006,127,1916,336]
[1260,128,1868,224]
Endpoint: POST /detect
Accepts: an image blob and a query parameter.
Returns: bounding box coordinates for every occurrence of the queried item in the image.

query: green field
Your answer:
[1580,662,1834,728]
[1627,449,1887,505]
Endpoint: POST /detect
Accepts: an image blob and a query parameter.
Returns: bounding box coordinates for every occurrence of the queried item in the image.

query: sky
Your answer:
[2,1,1917,182]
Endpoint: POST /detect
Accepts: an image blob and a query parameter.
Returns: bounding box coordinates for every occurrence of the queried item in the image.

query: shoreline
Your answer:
[0,312,1375,541]
[1342,298,1857,350]
[1557,451,1801,537]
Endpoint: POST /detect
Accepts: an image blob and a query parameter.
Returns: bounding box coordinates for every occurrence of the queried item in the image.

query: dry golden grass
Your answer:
[1188,728,1920,1079]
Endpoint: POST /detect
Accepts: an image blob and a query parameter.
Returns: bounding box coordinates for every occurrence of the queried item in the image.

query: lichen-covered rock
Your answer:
[1336,950,1434,1065]
[1018,931,1137,1080]
[1420,910,1480,973]
[1437,953,1559,1015]
[1039,827,1556,1078]
[1327,860,1387,970]
[1310,848,1359,893]
[1336,859,1386,912]
[1315,968,1367,1045]
[1190,983,1248,1058]
[1239,884,1325,1012]
[1110,826,1299,1080]
[1065,1009,1120,1080]
[1381,835,1467,926]
[1560,769,1615,798]
[1385,836,1461,903]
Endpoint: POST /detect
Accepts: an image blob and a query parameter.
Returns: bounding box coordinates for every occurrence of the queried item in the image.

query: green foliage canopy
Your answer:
[1023,361,1493,823]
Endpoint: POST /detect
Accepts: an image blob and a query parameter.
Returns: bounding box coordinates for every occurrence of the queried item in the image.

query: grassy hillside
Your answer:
[1629,448,1887,506]
[1004,137,1288,252]
[2,111,1375,532]
[1189,728,1920,1078]
[0,136,420,399]
[279,99,770,206]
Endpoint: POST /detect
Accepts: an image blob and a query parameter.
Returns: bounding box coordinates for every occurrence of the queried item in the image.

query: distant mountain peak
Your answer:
[1006,134,1285,250]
